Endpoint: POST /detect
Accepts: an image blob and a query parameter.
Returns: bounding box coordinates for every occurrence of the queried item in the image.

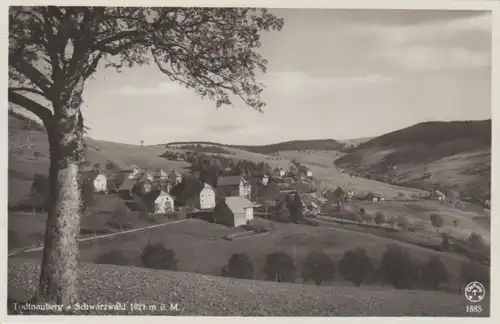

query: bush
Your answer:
[141,243,178,270]
[374,212,387,225]
[430,213,444,233]
[378,244,420,289]
[465,232,486,250]
[339,248,374,287]
[95,250,132,266]
[420,256,450,290]
[460,260,490,290]
[105,161,118,171]
[263,252,296,283]
[33,151,41,158]
[221,253,254,279]
[301,250,336,285]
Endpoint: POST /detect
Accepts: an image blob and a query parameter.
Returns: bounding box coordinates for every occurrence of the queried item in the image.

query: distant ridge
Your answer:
[164,139,347,154]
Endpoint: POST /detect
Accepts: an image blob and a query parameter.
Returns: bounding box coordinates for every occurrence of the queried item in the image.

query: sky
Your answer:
[39,9,496,146]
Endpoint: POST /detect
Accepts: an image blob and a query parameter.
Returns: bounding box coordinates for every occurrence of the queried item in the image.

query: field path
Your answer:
[8,219,187,257]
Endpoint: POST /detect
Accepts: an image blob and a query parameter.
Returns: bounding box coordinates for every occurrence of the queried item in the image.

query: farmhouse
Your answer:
[135,178,152,196]
[274,167,285,178]
[364,192,384,202]
[154,169,168,181]
[323,187,347,204]
[118,178,137,199]
[430,189,446,201]
[299,166,313,178]
[216,175,252,199]
[138,171,154,182]
[120,164,141,180]
[213,196,255,227]
[143,189,175,214]
[170,177,216,210]
[169,169,183,186]
[81,170,107,193]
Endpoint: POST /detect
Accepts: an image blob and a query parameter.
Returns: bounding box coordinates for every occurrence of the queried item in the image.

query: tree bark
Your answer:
[37,81,85,307]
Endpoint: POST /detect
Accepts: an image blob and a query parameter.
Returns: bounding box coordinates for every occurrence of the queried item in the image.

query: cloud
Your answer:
[264,72,394,94]
[350,12,491,45]
[375,46,490,70]
[205,124,241,133]
[347,12,491,71]
[110,81,192,96]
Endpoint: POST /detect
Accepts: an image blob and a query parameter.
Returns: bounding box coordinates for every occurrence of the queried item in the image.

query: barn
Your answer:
[213,196,255,227]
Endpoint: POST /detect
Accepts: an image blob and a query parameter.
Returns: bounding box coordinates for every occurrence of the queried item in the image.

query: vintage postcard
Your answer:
[3,0,498,321]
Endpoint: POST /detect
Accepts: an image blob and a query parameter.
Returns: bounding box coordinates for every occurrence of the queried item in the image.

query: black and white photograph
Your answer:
[4,0,497,319]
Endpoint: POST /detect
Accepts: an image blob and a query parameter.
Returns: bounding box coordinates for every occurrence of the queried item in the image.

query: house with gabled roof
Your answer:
[118,178,138,199]
[216,175,251,199]
[214,196,255,227]
[81,170,108,193]
[119,164,141,180]
[168,169,183,186]
[170,177,216,210]
[143,189,175,214]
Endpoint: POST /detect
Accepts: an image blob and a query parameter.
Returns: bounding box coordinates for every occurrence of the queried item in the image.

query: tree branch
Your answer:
[8,89,54,128]
[9,55,54,96]
[10,87,46,97]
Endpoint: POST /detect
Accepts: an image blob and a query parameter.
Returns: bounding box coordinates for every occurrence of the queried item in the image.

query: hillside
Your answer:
[8,259,488,316]
[8,112,430,206]
[334,120,491,199]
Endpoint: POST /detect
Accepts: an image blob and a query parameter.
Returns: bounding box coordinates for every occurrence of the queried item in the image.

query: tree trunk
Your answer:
[37,83,85,307]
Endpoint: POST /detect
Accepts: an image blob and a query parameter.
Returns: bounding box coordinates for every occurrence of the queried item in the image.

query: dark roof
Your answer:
[294,182,311,193]
[119,178,137,191]
[217,175,244,186]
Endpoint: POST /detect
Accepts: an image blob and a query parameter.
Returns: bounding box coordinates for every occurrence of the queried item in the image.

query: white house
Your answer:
[199,182,216,210]
[82,170,108,193]
[213,196,254,227]
[152,190,175,214]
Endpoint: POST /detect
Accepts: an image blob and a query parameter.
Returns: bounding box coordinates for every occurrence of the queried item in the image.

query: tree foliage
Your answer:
[378,244,420,289]
[263,252,296,283]
[374,211,386,225]
[221,253,254,279]
[420,256,450,290]
[9,6,283,305]
[288,192,303,223]
[301,250,336,286]
[141,243,178,270]
[430,213,444,233]
[339,248,374,287]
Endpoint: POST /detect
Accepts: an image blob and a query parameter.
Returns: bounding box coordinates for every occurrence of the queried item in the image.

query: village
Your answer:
[78,156,464,231]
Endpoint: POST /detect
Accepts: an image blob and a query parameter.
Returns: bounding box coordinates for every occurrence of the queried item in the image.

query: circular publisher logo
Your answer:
[465,281,486,303]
